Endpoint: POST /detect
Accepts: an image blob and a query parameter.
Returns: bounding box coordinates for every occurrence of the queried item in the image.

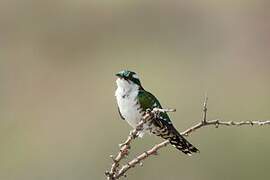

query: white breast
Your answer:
[115,78,143,128]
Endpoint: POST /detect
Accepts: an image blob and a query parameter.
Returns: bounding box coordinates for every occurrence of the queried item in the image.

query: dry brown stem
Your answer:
[105,98,270,179]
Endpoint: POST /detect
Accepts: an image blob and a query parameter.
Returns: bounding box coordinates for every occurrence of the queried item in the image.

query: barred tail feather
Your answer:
[155,125,199,155]
[168,132,199,156]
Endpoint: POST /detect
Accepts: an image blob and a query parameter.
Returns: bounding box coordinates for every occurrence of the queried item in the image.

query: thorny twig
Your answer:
[105,108,175,180]
[105,98,270,179]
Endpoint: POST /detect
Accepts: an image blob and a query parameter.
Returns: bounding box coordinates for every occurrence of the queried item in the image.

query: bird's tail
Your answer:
[156,125,199,155]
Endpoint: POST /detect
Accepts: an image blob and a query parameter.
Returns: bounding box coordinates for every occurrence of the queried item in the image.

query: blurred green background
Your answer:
[1,0,270,180]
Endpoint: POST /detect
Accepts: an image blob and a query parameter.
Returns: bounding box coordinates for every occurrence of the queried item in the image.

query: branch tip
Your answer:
[106,104,270,179]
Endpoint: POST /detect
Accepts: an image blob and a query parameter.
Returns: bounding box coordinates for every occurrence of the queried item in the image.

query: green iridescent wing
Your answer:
[138,90,199,155]
[137,90,172,124]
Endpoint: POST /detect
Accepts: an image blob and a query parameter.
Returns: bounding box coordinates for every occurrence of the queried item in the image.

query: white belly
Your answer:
[116,91,142,128]
[115,78,150,137]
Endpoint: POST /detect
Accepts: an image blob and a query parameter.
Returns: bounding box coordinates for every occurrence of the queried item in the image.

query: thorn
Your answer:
[119,143,124,147]
[120,148,129,155]
[203,95,208,109]
[144,151,149,156]
[127,162,134,168]
[139,162,143,166]
[164,108,176,112]
[202,95,208,123]
[110,155,114,159]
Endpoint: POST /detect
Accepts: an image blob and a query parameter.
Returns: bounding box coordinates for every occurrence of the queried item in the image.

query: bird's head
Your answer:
[115,70,142,88]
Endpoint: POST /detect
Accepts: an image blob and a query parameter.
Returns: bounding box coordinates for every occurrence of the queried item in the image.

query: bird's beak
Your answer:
[115,72,122,78]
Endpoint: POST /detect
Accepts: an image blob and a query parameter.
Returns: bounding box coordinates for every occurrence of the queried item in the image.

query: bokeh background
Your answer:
[1,0,270,180]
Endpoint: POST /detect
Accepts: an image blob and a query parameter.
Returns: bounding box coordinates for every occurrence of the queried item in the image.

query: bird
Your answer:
[115,70,199,155]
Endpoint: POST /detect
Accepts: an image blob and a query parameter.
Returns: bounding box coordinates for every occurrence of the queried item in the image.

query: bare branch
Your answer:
[106,108,175,180]
[115,118,270,178]
[182,119,270,136]
[105,98,270,179]
[115,140,170,179]
[202,95,208,124]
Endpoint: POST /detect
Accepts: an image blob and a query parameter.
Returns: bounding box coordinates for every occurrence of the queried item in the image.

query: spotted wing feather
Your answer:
[138,90,199,155]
